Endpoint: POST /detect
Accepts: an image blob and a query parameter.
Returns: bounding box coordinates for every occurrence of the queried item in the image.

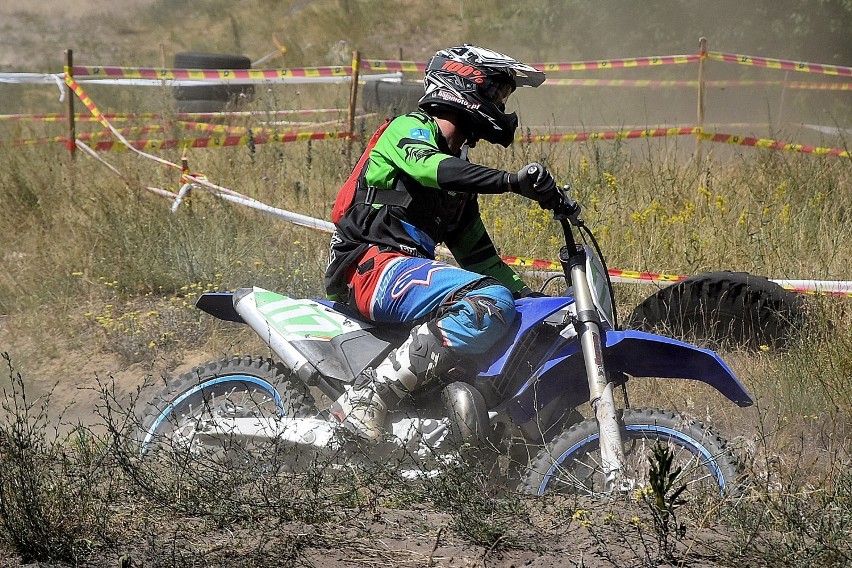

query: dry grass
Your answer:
[2,113,850,568]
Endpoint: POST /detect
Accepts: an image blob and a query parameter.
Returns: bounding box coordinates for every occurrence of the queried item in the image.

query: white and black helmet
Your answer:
[418,44,545,147]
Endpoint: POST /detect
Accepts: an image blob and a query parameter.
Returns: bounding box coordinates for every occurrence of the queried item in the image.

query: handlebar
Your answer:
[552,184,583,226]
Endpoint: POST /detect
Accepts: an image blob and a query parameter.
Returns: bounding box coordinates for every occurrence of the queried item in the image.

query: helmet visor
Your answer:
[482,80,514,107]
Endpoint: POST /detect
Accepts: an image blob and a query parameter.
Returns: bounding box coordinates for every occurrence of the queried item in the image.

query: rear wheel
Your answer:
[137,356,315,461]
[518,408,742,498]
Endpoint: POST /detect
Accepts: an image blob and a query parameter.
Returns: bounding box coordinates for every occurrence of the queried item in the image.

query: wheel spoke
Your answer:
[550,465,597,494]
[682,471,713,487]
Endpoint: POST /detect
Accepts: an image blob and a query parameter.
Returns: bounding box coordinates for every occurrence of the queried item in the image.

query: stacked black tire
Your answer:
[173,52,255,113]
[361,81,423,115]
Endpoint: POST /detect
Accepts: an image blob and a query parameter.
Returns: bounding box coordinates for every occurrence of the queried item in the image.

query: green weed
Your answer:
[0,353,116,563]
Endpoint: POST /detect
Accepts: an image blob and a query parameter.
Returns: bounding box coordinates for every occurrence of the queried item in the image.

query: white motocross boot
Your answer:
[331,323,447,441]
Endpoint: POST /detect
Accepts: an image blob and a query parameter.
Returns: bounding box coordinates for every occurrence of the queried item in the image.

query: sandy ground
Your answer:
[0,0,159,68]
[0,311,743,568]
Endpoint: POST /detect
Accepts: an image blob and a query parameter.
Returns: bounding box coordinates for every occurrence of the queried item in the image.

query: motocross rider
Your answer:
[326,44,559,441]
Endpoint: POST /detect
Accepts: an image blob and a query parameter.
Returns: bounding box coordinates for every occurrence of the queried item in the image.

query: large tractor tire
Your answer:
[626,271,805,349]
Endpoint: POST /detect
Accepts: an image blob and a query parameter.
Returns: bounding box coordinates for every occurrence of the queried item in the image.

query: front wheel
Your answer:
[137,355,316,458]
[518,408,743,497]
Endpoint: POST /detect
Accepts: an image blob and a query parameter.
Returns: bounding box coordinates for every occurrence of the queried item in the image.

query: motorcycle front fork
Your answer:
[569,260,627,493]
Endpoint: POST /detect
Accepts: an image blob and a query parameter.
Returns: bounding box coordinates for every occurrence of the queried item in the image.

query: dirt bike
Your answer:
[137,185,752,497]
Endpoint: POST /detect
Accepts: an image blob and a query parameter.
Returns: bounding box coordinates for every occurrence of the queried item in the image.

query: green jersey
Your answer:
[324,111,526,299]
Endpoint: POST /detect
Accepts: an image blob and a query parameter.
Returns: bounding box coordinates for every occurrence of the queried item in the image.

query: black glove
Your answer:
[510,163,560,210]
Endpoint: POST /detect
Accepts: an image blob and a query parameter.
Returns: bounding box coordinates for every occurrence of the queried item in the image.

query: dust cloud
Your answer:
[1,0,848,140]
[479,0,852,139]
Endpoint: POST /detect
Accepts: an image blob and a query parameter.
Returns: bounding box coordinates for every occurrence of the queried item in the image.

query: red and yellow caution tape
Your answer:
[545,78,852,90]
[58,72,852,298]
[502,255,852,297]
[0,122,336,147]
[362,60,426,73]
[76,125,163,141]
[64,76,125,140]
[514,127,849,158]
[607,268,687,284]
[698,132,849,157]
[517,127,700,144]
[707,51,852,77]
[17,73,850,162]
[0,113,151,122]
[784,81,852,90]
[363,55,702,74]
[88,130,349,152]
[536,54,701,72]
[266,53,852,78]
[64,73,182,168]
[74,121,250,141]
[545,78,698,88]
[5,135,67,147]
[72,65,352,80]
[503,255,686,283]
[0,109,347,122]
[51,76,351,157]
[501,256,560,272]
[787,287,852,299]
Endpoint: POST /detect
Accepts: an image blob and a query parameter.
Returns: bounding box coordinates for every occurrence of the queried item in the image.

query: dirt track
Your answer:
[0,313,744,568]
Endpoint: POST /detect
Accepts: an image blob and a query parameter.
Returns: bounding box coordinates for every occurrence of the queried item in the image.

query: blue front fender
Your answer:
[601,329,753,406]
[511,328,752,424]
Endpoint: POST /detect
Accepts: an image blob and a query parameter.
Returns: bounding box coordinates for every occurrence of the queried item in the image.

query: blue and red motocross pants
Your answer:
[344,246,516,355]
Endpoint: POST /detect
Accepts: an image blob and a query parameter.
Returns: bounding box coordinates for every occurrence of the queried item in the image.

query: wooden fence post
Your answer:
[694,37,707,163]
[775,70,790,133]
[347,49,361,155]
[64,49,76,159]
